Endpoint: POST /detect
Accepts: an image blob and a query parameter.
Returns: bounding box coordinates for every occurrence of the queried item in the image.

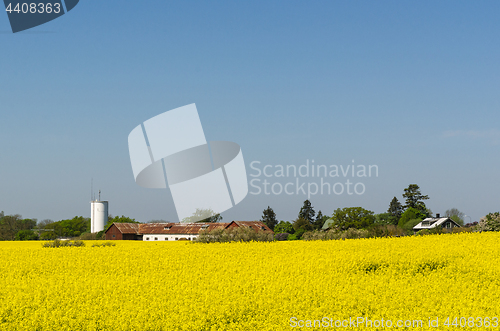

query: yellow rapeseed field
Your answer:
[0,232,499,330]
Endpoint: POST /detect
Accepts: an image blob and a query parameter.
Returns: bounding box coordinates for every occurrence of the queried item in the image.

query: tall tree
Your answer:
[261,206,278,231]
[298,200,315,224]
[387,197,403,222]
[402,184,429,213]
[329,207,375,231]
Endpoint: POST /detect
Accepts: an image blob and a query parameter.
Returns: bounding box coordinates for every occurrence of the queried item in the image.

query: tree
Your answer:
[298,200,315,224]
[445,208,464,226]
[36,219,54,229]
[387,197,403,222]
[15,230,39,241]
[182,208,222,223]
[398,207,426,227]
[42,216,90,238]
[402,184,429,213]
[477,212,500,232]
[0,214,36,241]
[312,211,328,230]
[261,206,278,231]
[292,217,313,239]
[374,212,397,226]
[104,215,139,232]
[329,207,375,231]
[400,218,423,233]
[274,221,294,234]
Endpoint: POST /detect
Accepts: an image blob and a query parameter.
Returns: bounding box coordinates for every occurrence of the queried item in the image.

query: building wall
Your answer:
[105,224,123,240]
[143,234,198,241]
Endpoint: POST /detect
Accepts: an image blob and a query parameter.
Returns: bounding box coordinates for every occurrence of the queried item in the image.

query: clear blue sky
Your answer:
[1,1,499,224]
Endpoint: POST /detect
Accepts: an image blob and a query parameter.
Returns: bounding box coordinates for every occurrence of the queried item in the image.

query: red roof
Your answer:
[106,221,273,235]
[138,222,226,235]
[107,223,141,234]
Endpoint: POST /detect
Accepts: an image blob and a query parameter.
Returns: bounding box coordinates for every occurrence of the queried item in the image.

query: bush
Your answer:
[275,233,289,241]
[79,232,105,240]
[302,228,372,241]
[196,227,274,243]
[40,231,57,240]
[91,242,116,247]
[401,218,423,234]
[42,240,85,248]
[366,224,405,238]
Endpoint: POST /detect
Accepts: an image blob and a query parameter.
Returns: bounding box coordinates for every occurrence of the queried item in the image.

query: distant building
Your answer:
[413,213,461,233]
[105,223,142,240]
[104,221,272,241]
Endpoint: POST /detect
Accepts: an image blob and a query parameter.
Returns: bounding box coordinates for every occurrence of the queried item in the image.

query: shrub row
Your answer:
[42,240,85,248]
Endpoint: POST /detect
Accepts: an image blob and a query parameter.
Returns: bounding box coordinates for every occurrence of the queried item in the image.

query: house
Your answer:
[139,222,226,241]
[104,221,273,241]
[413,213,461,233]
[105,223,142,240]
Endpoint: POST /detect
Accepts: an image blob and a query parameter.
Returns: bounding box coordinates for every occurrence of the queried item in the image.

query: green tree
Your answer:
[274,221,294,234]
[298,200,315,224]
[312,211,328,230]
[15,229,39,241]
[292,217,313,239]
[398,207,426,227]
[374,212,397,225]
[445,208,464,226]
[401,218,423,233]
[103,215,139,232]
[0,214,36,241]
[42,216,90,238]
[329,207,375,231]
[402,184,429,213]
[387,197,403,223]
[261,206,278,231]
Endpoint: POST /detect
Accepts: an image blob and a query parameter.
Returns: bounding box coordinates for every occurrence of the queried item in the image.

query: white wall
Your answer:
[143,234,198,241]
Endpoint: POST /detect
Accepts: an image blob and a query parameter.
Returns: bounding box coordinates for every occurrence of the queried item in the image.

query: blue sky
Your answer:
[1,1,499,224]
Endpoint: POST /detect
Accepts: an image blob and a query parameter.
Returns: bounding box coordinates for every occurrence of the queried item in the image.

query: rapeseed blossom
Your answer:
[0,232,498,330]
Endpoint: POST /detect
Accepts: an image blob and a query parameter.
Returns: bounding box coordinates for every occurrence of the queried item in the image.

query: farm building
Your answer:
[104,221,273,241]
[105,223,142,240]
[413,214,461,233]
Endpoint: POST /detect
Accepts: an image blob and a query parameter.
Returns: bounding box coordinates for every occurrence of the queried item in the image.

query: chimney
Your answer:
[436,213,440,218]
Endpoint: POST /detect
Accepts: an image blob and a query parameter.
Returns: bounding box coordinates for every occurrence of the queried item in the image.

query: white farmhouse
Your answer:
[413,213,461,233]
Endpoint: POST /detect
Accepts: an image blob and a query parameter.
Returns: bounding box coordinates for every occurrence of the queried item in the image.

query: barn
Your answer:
[105,223,142,240]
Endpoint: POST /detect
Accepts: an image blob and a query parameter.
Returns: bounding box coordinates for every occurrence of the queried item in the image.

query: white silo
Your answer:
[91,193,108,233]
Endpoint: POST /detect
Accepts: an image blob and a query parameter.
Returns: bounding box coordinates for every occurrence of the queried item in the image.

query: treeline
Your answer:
[0,212,137,241]
[258,184,495,241]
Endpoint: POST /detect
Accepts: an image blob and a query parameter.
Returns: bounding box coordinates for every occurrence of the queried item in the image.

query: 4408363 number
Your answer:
[443,317,499,328]
[5,3,61,14]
